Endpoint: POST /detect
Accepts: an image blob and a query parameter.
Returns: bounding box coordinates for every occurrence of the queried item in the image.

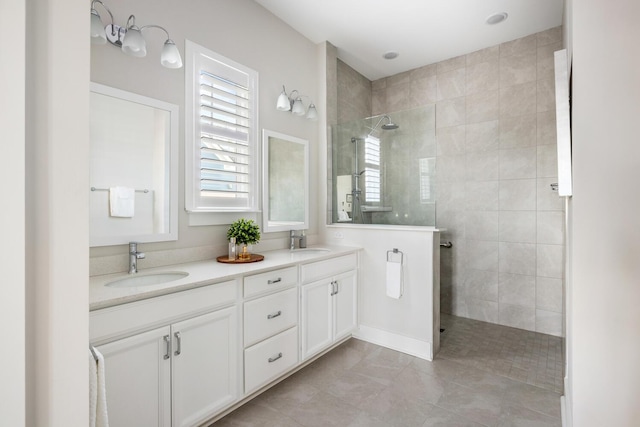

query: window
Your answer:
[185,40,258,212]
[363,136,381,203]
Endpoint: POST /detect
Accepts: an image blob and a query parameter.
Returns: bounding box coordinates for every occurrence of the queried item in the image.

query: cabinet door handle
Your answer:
[330,281,337,296]
[335,280,340,295]
[267,277,282,284]
[268,352,283,363]
[163,335,171,360]
[174,332,181,356]
[267,310,282,320]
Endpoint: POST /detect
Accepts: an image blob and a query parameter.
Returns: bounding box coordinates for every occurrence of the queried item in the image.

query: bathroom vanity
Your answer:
[89,246,359,427]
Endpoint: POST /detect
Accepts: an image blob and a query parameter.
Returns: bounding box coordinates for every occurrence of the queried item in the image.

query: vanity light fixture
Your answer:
[276,85,318,121]
[90,0,183,69]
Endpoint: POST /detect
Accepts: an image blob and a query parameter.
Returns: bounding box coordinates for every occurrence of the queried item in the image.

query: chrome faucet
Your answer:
[290,230,307,250]
[129,242,145,274]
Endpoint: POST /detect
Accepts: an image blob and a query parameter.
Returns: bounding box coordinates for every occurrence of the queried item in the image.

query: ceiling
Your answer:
[254,0,564,81]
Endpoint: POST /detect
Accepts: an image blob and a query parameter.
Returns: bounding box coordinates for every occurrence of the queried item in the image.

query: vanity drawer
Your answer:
[244,288,298,347]
[300,253,357,284]
[244,266,297,298]
[244,326,298,393]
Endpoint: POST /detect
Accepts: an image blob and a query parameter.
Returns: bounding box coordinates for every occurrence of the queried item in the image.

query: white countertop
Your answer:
[90,245,361,311]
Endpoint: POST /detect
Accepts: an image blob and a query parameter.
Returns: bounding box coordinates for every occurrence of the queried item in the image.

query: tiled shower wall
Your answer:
[335,27,565,336]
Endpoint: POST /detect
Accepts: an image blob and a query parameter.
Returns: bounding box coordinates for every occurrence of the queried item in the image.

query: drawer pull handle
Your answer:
[163,335,171,360]
[267,277,282,284]
[174,332,181,356]
[267,310,282,320]
[268,352,283,363]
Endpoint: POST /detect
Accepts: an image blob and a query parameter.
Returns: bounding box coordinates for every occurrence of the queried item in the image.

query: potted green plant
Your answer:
[227,218,261,259]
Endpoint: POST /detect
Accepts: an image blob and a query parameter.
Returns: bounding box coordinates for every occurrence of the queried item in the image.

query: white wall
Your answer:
[89,0,322,268]
[24,0,90,425]
[569,0,640,424]
[0,0,26,425]
[326,226,440,360]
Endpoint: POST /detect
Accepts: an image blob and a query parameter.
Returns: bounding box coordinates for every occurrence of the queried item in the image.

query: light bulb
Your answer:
[90,10,107,45]
[306,103,318,120]
[276,88,291,111]
[291,98,305,116]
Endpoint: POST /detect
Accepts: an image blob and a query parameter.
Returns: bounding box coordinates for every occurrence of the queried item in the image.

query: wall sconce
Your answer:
[90,0,182,69]
[276,86,318,120]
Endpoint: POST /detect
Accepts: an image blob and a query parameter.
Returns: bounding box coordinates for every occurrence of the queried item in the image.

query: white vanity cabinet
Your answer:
[91,280,239,427]
[242,268,299,394]
[300,254,358,360]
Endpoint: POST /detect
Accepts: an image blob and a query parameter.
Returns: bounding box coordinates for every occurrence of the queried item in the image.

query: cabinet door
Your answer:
[301,279,333,360]
[97,326,171,427]
[171,306,238,427]
[334,271,357,341]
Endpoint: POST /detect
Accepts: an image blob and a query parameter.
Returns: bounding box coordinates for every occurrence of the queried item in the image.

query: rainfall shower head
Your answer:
[369,114,399,135]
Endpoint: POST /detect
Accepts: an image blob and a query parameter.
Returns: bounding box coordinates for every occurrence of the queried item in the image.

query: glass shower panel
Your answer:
[330,105,436,226]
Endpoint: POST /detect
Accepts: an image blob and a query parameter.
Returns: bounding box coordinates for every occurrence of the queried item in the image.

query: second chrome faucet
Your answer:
[290,230,307,250]
[129,242,145,274]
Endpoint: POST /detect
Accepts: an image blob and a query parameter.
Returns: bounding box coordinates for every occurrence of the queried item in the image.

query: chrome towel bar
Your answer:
[440,241,453,248]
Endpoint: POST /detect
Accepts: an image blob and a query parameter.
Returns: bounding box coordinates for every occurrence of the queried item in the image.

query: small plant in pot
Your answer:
[227,218,261,259]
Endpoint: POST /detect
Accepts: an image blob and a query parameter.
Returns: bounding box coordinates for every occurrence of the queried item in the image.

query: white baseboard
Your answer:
[353,325,432,360]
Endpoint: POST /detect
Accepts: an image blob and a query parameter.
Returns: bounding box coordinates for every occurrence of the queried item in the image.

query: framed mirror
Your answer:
[89,83,179,246]
[262,130,309,233]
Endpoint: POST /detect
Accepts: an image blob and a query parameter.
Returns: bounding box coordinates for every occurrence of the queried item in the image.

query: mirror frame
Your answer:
[89,82,179,247]
[262,129,309,233]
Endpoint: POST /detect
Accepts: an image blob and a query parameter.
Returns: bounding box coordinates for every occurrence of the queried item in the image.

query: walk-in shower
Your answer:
[331,106,437,226]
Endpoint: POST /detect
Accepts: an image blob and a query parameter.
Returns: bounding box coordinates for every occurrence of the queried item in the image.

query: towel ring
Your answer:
[386,248,404,264]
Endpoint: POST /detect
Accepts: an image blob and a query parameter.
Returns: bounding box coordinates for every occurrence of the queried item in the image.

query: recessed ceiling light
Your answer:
[383,51,399,60]
[486,12,508,25]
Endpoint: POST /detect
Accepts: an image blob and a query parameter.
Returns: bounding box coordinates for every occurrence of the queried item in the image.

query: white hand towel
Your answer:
[89,347,109,427]
[109,186,135,217]
[386,261,403,299]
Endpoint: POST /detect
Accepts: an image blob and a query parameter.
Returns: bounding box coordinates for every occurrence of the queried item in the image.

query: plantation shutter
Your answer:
[186,42,258,212]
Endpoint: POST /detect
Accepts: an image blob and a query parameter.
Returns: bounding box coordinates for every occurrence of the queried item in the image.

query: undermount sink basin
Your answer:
[290,248,331,255]
[106,271,189,288]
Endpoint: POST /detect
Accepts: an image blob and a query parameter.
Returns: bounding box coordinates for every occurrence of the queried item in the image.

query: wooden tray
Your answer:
[216,254,264,264]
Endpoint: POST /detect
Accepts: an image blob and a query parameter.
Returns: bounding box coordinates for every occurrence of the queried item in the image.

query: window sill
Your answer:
[187,211,260,227]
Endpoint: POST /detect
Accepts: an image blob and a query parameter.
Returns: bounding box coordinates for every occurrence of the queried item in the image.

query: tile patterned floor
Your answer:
[212,315,564,426]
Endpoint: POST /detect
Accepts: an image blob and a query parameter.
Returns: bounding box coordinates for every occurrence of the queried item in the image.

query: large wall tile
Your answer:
[537,144,559,177]
[537,211,565,245]
[536,277,563,312]
[466,240,499,272]
[437,68,466,101]
[500,82,537,118]
[437,55,466,73]
[499,211,536,243]
[500,34,537,57]
[466,90,499,123]
[500,114,537,149]
[466,151,500,181]
[499,303,536,330]
[499,273,536,307]
[499,147,537,179]
[410,74,437,107]
[467,299,499,323]
[436,97,466,128]
[465,181,499,211]
[537,111,557,146]
[466,120,499,153]
[537,27,562,47]
[387,71,410,87]
[537,41,562,81]
[499,179,536,210]
[467,45,499,66]
[466,60,499,95]
[436,155,466,182]
[465,269,499,301]
[499,242,536,275]
[537,244,564,278]
[437,125,466,156]
[465,211,499,241]
[436,181,466,213]
[537,77,555,113]
[386,82,410,112]
[500,51,537,88]
[536,309,563,336]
